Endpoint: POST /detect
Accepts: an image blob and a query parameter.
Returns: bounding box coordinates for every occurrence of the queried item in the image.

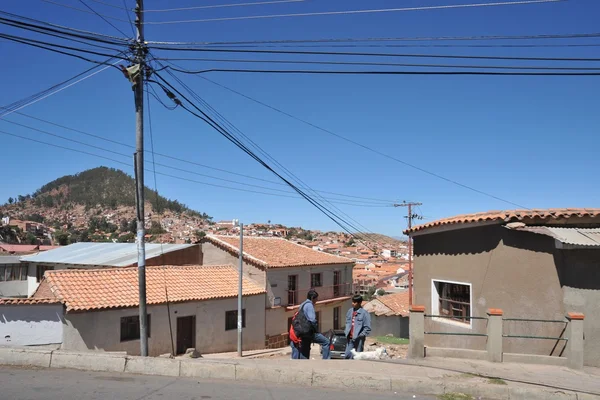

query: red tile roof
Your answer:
[34,265,265,312]
[365,292,410,317]
[407,208,600,235]
[203,235,353,268]
[0,298,60,306]
[0,244,38,253]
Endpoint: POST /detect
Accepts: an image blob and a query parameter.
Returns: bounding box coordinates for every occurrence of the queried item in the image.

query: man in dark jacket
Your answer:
[290,290,331,359]
[344,294,371,359]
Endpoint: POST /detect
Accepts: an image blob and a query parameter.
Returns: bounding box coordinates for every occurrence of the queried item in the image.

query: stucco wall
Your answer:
[370,314,409,339]
[266,299,352,336]
[266,264,353,307]
[63,294,266,356]
[0,281,28,297]
[201,242,266,287]
[413,225,567,356]
[0,304,64,346]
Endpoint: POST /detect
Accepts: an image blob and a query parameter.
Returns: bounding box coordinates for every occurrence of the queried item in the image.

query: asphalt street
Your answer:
[0,366,437,400]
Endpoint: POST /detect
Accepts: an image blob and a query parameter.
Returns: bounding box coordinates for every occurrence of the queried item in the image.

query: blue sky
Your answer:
[1,0,599,237]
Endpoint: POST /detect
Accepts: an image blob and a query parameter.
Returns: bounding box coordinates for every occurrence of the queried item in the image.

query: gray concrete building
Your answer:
[406,208,600,367]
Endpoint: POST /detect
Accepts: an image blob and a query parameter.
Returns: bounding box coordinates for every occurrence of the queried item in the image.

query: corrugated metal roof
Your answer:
[508,226,600,247]
[0,256,22,265]
[20,242,195,266]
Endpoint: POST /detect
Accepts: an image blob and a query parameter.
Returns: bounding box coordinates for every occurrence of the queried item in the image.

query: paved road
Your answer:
[0,366,436,400]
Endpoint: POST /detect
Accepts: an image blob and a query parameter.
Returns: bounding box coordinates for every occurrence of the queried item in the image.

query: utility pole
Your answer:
[393,201,422,307]
[134,0,148,357]
[233,219,243,357]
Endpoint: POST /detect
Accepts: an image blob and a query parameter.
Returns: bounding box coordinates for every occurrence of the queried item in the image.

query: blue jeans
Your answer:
[313,332,331,360]
[344,336,366,359]
[291,342,308,359]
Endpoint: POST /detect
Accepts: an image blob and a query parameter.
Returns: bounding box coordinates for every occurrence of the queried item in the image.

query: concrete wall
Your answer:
[370,314,409,339]
[0,304,63,346]
[413,225,568,356]
[0,281,28,298]
[63,294,266,356]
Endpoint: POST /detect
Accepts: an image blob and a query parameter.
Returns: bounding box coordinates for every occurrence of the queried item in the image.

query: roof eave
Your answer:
[406,219,501,237]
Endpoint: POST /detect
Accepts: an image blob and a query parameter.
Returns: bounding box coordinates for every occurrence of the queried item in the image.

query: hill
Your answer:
[0,167,212,245]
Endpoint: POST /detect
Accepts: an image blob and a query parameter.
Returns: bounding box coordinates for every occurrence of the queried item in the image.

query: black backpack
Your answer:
[292,302,314,338]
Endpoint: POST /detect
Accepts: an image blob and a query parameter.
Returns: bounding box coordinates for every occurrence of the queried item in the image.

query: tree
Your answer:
[8,197,13,204]
[194,230,206,240]
[345,238,356,247]
[54,230,70,246]
[364,286,377,301]
[18,195,25,203]
[26,233,38,245]
[376,288,386,296]
[148,221,166,235]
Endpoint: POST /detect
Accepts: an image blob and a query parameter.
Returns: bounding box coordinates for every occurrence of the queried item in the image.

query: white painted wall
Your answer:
[0,281,28,298]
[0,304,64,346]
[63,294,266,356]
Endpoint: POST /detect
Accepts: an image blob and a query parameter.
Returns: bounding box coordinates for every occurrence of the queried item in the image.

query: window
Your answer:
[36,265,54,282]
[333,306,341,330]
[434,281,471,324]
[225,309,246,331]
[311,273,322,287]
[0,265,29,282]
[120,315,151,342]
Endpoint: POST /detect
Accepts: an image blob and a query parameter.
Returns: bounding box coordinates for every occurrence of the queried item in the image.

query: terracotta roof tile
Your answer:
[0,244,39,253]
[370,292,410,317]
[40,265,265,312]
[203,236,353,268]
[407,208,600,235]
[0,298,60,305]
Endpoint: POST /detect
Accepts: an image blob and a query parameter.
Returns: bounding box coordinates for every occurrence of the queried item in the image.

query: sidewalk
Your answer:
[1,346,599,399]
[397,356,600,396]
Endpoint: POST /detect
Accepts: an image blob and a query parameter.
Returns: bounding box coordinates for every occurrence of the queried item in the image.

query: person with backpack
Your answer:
[289,289,331,359]
[344,294,371,359]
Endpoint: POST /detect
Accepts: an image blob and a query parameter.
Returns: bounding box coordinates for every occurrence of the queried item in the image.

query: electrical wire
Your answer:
[76,0,130,37]
[121,0,136,37]
[155,65,389,244]
[9,107,396,204]
[40,0,131,23]
[148,45,600,62]
[0,58,123,118]
[0,33,130,64]
[154,67,600,76]
[185,71,529,209]
[142,0,563,25]
[0,10,130,42]
[143,0,306,13]
[0,117,391,207]
[148,32,600,46]
[89,0,129,10]
[155,57,600,71]
[150,72,393,247]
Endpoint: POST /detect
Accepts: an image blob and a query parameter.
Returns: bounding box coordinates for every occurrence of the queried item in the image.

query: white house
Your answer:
[10,264,267,356]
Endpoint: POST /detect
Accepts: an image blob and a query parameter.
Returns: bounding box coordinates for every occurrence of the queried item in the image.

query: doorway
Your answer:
[176,316,196,355]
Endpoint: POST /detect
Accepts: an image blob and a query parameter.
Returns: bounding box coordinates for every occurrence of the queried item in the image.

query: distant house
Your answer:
[0,256,28,297]
[364,291,410,338]
[201,235,355,348]
[2,265,266,356]
[20,242,202,296]
[406,208,600,367]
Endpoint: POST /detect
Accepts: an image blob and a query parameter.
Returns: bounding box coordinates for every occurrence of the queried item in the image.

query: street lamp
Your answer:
[232,219,243,357]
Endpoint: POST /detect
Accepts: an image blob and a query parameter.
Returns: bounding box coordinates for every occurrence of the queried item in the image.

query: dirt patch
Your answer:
[364,338,408,359]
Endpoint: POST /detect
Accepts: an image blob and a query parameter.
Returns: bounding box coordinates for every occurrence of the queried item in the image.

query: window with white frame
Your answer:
[432,280,471,324]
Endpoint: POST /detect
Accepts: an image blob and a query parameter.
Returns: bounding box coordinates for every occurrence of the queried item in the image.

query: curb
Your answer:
[0,348,596,399]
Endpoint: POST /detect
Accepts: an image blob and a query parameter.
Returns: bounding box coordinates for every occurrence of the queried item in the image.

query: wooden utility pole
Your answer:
[393,201,422,307]
[134,0,148,357]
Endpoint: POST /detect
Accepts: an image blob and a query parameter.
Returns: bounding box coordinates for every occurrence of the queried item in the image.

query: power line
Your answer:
[0,116,392,206]
[89,0,129,10]
[156,57,600,71]
[142,0,563,25]
[0,128,392,206]
[0,11,129,42]
[156,64,389,244]
[143,0,306,13]
[148,45,600,62]
[186,71,529,208]
[155,67,600,76]
[150,72,393,247]
[40,0,131,23]
[147,32,600,46]
[76,0,130,37]
[9,106,396,204]
[121,0,136,37]
[0,59,123,118]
